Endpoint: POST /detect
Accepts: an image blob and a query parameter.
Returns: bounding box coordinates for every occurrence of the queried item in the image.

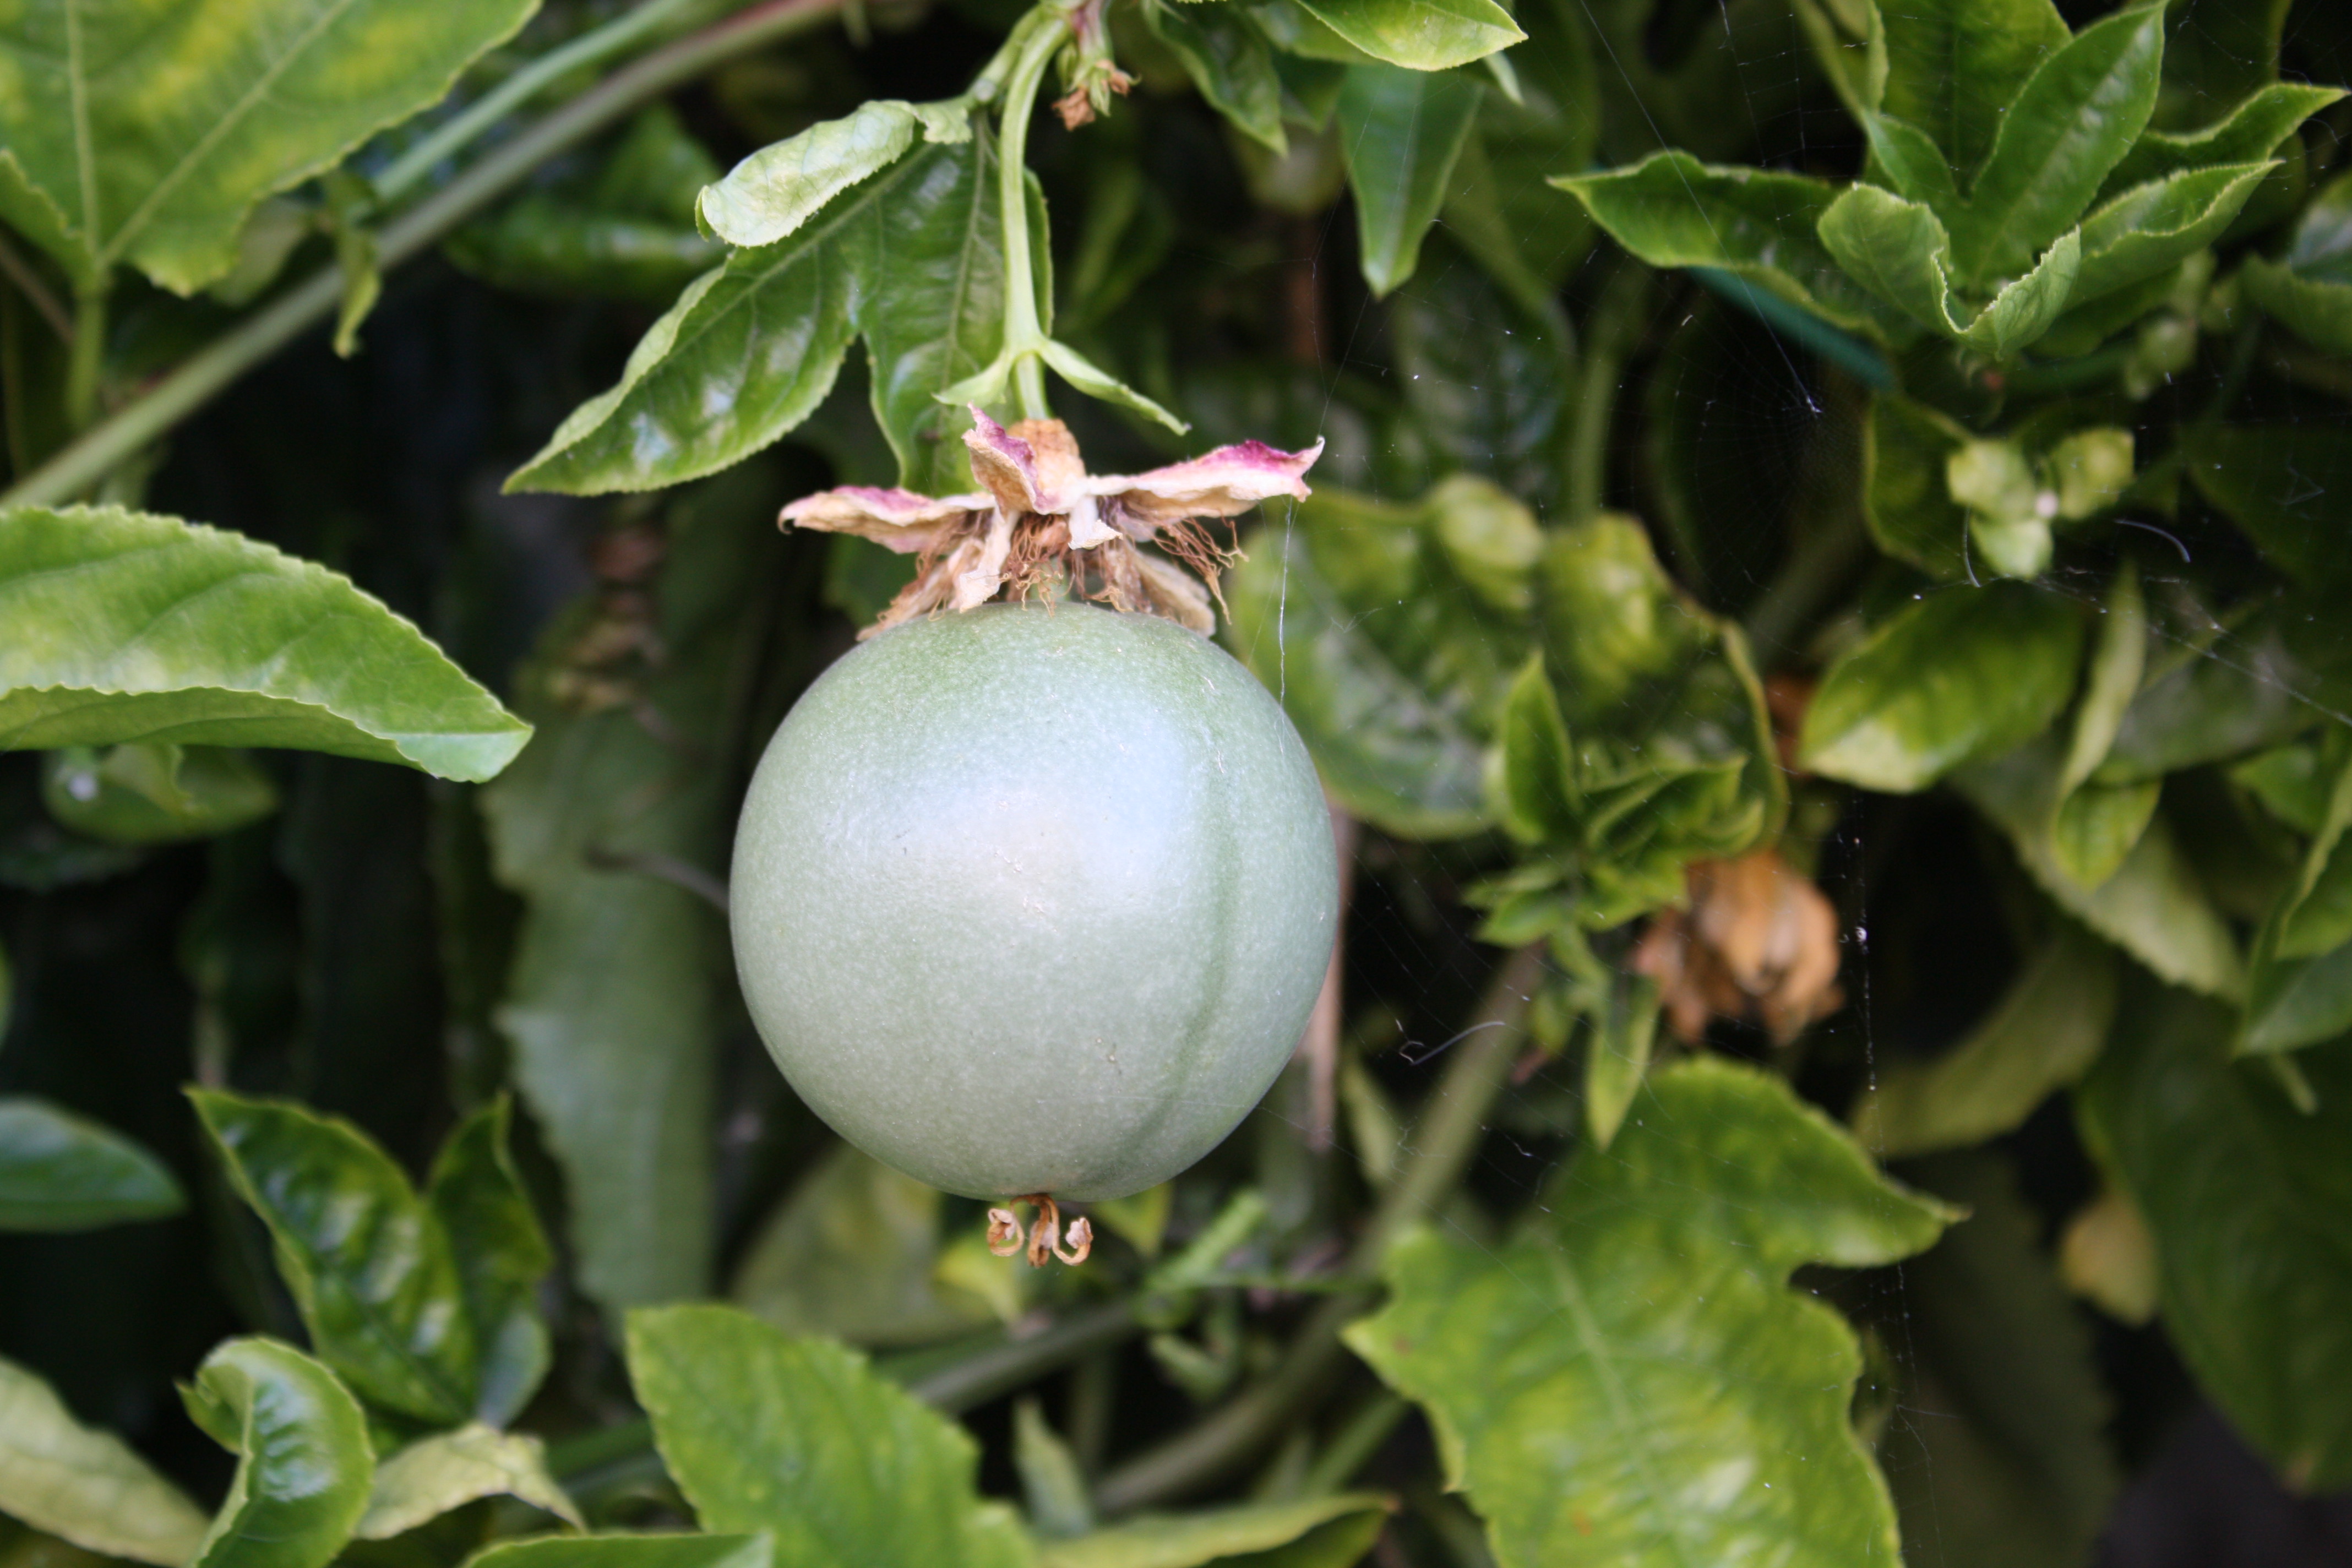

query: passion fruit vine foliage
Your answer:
[3,0,2352,1564]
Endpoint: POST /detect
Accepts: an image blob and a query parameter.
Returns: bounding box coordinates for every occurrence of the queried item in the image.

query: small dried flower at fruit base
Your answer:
[780,407,1321,637]
[987,1207,1025,1256]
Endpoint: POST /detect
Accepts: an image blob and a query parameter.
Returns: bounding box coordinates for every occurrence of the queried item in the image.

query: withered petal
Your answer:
[781,484,988,553]
[1086,437,1325,527]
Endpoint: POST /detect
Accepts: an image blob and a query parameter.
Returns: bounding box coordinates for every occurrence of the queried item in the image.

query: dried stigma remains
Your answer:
[781,407,1322,635]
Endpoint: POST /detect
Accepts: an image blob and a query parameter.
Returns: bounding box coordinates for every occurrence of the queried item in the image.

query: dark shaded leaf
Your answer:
[1336,64,1482,297]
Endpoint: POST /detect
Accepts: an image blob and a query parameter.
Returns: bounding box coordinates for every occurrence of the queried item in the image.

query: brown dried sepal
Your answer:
[1634,850,1844,1044]
[985,1194,1093,1267]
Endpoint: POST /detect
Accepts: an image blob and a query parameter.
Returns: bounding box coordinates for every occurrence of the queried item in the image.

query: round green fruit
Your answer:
[730,602,1338,1202]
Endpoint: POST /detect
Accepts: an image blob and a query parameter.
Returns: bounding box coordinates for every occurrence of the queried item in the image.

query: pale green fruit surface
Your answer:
[731,602,1338,1201]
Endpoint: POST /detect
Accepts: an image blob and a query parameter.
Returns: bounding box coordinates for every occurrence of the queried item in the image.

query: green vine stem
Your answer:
[994,11,1064,421]
[64,286,107,433]
[0,0,844,510]
[373,0,710,205]
[1092,943,1549,1516]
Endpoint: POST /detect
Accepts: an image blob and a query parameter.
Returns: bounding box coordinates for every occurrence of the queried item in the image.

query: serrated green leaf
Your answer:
[1955,743,2244,1000]
[1852,921,2117,1158]
[731,1142,997,1348]
[484,480,776,1312]
[2071,161,2271,306]
[183,1338,373,1568]
[0,1098,184,1231]
[1344,1057,1951,1568]
[2077,981,2352,1488]
[464,1537,771,1568]
[425,1097,554,1427]
[1146,1,1288,154]
[698,99,967,248]
[1875,0,2071,181]
[1293,0,1521,72]
[1817,185,2078,357]
[1582,970,1658,1148]
[40,743,276,846]
[512,137,1018,497]
[0,0,533,293]
[1800,584,2085,793]
[1944,4,2164,290]
[2100,81,2341,198]
[0,1354,210,1565]
[0,507,529,781]
[1555,154,1891,337]
[1336,64,1482,297]
[1036,1494,1389,1568]
[626,1304,1037,1568]
[355,1424,579,1539]
[192,1090,478,1428]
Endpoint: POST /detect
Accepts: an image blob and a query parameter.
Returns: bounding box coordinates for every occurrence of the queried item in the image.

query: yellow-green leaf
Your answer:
[0,1355,210,1565]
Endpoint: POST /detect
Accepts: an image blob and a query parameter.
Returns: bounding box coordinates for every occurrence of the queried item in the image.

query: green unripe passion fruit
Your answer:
[730,602,1338,1202]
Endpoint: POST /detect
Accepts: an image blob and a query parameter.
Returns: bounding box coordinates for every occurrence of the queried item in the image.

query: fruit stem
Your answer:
[992,7,1066,421]
[1092,943,1548,1514]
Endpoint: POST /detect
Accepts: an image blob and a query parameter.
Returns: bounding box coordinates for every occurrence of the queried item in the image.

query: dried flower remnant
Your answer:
[1634,850,1844,1044]
[986,1194,1093,1267]
[780,407,1321,636]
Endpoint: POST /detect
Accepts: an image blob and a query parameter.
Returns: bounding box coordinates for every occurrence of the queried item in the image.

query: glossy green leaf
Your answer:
[484,480,776,1312]
[1224,489,1528,840]
[447,107,726,305]
[464,1537,771,1568]
[182,1338,373,1568]
[1491,656,1577,846]
[40,743,276,846]
[698,99,968,248]
[1443,3,1594,306]
[2046,560,2150,888]
[2072,161,2270,306]
[2097,598,2322,783]
[1945,4,2165,289]
[1555,154,1890,336]
[626,1304,1036,1568]
[1956,744,2244,1000]
[1800,584,2085,794]
[1336,64,1482,297]
[1292,0,1521,72]
[193,1090,477,1427]
[513,137,1012,498]
[1861,393,1969,579]
[2187,424,2352,588]
[2240,929,2352,1057]
[0,1354,209,1565]
[1583,970,1659,1148]
[1388,270,1567,505]
[2077,982,2352,1488]
[424,1096,554,1427]
[0,507,529,781]
[1851,921,2117,1158]
[1345,1057,1951,1568]
[1879,1153,2121,1568]
[1145,1,1288,155]
[355,1424,580,1539]
[731,1142,996,1348]
[0,1098,184,1231]
[2241,166,2352,352]
[0,0,533,293]
[1875,0,2071,180]
[1036,1495,1389,1568]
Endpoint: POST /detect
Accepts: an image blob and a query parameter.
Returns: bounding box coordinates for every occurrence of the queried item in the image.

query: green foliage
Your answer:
[6,0,2352,1563]
[0,507,530,781]
[1346,1059,1952,1567]
[182,1338,375,1568]
[0,1099,184,1231]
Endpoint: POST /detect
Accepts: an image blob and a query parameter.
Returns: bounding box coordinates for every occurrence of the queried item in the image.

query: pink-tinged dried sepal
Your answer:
[963,410,1069,517]
[1089,438,1325,531]
[780,485,988,554]
[987,1207,1025,1256]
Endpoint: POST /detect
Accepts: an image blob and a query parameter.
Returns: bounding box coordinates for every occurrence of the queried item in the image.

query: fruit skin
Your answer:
[731,602,1338,1201]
